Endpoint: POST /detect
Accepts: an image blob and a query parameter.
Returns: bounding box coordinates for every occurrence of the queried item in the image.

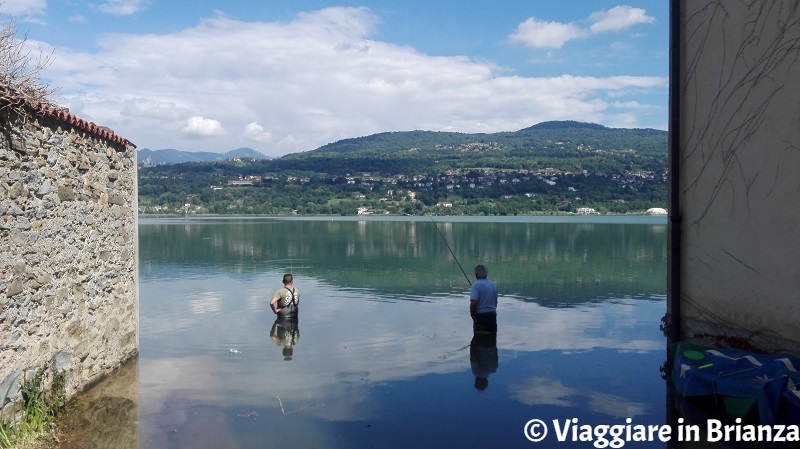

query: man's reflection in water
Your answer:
[270,318,299,361]
[470,332,498,391]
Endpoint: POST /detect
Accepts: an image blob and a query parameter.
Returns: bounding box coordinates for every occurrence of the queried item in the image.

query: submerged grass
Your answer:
[0,366,65,449]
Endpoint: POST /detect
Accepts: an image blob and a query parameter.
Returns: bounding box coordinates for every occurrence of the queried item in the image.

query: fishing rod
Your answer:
[429,216,472,286]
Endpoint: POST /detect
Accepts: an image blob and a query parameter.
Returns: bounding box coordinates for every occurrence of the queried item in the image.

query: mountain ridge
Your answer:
[136,120,667,166]
[295,120,667,161]
[137,147,270,165]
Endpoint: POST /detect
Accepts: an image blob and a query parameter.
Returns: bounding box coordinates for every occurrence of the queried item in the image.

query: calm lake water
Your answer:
[61,215,673,449]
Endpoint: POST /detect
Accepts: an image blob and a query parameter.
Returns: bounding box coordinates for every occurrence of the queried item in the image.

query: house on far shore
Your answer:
[575,207,599,215]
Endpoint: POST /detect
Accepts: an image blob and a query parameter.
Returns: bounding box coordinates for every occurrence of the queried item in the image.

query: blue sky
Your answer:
[2,0,669,156]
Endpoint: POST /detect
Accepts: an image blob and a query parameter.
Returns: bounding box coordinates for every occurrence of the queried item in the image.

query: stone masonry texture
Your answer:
[0,106,137,409]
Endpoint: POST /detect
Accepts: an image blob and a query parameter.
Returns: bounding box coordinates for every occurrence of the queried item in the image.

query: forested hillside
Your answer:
[138,121,668,216]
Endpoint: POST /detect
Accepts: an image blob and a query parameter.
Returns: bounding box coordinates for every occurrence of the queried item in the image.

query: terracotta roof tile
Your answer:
[0,84,135,148]
[29,100,135,148]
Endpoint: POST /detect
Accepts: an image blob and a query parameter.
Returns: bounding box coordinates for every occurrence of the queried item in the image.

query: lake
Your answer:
[59,215,674,449]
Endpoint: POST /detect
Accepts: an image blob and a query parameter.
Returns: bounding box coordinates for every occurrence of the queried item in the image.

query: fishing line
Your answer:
[430,216,472,287]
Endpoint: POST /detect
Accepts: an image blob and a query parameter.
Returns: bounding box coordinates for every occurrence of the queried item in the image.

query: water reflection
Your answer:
[55,217,673,448]
[56,359,138,449]
[138,216,667,305]
[270,318,300,361]
[470,332,498,392]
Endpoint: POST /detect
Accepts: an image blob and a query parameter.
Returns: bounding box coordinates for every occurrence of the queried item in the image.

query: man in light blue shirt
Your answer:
[469,264,497,334]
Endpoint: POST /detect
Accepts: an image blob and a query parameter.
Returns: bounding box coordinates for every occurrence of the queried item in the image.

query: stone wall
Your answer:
[0,105,138,406]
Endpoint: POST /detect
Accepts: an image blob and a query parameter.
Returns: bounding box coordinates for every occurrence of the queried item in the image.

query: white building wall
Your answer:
[675,0,800,350]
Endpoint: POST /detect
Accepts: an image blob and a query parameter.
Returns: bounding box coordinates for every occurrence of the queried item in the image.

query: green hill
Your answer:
[138,121,668,216]
[268,121,666,176]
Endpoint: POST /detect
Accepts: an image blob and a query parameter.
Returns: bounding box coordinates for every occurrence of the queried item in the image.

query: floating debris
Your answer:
[276,395,316,416]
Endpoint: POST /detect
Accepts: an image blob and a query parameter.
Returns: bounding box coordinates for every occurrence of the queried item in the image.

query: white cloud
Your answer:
[511,380,650,417]
[183,116,225,137]
[99,0,151,16]
[188,292,223,315]
[588,392,648,418]
[589,6,655,34]
[0,0,46,17]
[509,18,586,50]
[510,377,578,407]
[243,122,273,143]
[611,100,649,110]
[41,7,666,156]
[511,5,656,51]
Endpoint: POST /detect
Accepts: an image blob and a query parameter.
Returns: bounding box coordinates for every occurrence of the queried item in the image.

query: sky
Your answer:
[1,0,669,157]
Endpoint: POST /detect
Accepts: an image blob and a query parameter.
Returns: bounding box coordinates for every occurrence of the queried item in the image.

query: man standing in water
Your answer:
[470,264,497,334]
[271,273,299,319]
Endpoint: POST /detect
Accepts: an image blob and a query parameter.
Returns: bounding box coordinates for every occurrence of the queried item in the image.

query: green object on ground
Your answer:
[683,350,705,361]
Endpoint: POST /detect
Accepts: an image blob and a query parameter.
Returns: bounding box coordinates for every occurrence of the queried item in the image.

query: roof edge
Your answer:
[28,100,136,148]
